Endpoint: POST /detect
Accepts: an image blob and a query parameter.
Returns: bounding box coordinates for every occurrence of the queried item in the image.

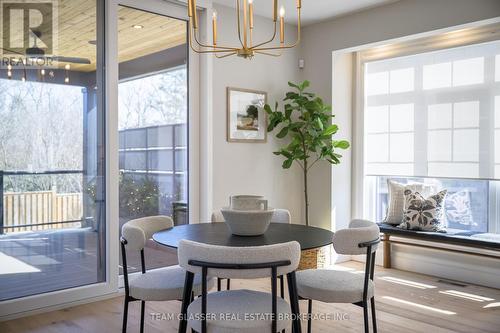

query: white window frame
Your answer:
[353,33,500,234]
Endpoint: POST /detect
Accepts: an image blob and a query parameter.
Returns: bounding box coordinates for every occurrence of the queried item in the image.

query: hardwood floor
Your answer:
[1,261,500,333]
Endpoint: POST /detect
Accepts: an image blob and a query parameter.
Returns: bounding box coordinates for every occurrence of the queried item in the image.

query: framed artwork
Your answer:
[226,87,268,143]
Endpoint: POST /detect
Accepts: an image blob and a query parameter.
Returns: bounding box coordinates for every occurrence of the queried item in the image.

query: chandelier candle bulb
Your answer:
[249,0,254,29]
[187,0,192,17]
[273,0,278,22]
[243,0,248,47]
[212,11,217,46]
[191,0,198,29]
[280,6,285,44]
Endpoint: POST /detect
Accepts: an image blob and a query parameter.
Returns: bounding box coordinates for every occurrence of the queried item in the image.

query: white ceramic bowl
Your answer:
[221,207,275,236]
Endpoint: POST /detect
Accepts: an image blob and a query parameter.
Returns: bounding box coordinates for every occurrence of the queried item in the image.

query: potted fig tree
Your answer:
[265,80,350,226]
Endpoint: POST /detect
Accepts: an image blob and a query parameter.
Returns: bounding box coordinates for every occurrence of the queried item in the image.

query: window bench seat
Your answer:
[378,223,500,268]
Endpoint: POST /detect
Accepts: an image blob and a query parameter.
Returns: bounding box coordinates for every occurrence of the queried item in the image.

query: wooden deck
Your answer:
[0,228,177,301]
[1,261,499,332]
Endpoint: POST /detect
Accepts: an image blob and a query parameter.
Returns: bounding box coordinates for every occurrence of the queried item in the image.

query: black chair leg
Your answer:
[140,301,145,333]
[226,278,231,290]
[307,299,312,333]
[122,298,129,333]
[371,297,377,333]
[217,278,221,291]
[280,275,285,299]
[363,301,369,333]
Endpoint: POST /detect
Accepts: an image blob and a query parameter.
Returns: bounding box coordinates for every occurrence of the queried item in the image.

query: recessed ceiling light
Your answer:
[132,24,144,29]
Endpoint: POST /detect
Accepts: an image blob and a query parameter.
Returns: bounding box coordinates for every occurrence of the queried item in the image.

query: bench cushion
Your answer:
[378,223,500,250]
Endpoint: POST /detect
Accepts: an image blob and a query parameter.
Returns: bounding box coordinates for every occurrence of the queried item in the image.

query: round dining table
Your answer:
[152,222,334,250]
[153,222,333,333]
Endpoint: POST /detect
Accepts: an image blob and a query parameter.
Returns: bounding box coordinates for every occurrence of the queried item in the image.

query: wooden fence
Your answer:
[2,189,83,233]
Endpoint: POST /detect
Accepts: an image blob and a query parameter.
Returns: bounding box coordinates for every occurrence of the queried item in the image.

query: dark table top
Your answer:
[153,223,334,250]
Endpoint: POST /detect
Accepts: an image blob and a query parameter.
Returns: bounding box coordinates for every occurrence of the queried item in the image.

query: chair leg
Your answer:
[307,299,312,333]
[371,297,378,333]
[226,278,231,290]
[217,278,221,291]
[280,275,285,299]
[363,301,369,333]
[122,298,129,333]
[140,301,145,333]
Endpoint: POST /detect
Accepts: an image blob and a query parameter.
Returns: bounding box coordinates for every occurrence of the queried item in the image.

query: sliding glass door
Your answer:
[0,0,198,317]
[0,0,106,301]
[117,5,188,273]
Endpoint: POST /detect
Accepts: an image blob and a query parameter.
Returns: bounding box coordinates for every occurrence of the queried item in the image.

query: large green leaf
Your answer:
[333,140,350,149]
[299,80,310,90]
[276,126,289,138]
[282,159,293,169]
[323,124,338,136]
[264,104,273,114]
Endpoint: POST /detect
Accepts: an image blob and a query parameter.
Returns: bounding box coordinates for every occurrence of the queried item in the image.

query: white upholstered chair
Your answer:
[295,220,380,333]
[211,209,291,293]
[120,216,214,333]
[178,239,302,333]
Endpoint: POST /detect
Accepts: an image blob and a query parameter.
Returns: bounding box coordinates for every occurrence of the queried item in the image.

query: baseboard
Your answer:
[0,289,123,322]
[354,242,500,289]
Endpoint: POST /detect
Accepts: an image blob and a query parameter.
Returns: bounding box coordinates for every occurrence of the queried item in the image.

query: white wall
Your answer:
[330,53,353,232]
[210,4,303,223]
[299,0,500,231]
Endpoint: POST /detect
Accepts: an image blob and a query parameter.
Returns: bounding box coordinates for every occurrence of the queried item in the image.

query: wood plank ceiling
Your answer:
[54,1,186,72]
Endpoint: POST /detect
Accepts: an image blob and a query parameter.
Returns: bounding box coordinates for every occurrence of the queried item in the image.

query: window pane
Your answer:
[428,103,452,129]
[390,104,414,132]
[0,0,105,301]
[496,55,500,82]
[496,129,500,164]
[365,105,389,133]
[118,7,188,274]
[366,134,389,162]
[453,57,484,86]
[390,133,414,162]
[390,68,414,93]
[423,62,451,90]
[495,96,500,128]
[366,163,414,176]
[453,129,479,162]
[366,72,389,96]
[428,162,479,178]
[428,130,452,161]
[453,101,479,128]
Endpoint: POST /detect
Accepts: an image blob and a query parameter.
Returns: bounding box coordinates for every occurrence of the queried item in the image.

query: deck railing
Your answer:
[0,170,84,234]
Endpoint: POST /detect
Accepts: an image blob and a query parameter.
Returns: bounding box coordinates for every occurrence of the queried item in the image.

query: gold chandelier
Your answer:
[187,0,301,59]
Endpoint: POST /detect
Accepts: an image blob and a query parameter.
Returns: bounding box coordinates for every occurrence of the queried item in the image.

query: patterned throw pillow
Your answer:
[384,180,436,225]
[445,190,473,227]
[398,189,447,231]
